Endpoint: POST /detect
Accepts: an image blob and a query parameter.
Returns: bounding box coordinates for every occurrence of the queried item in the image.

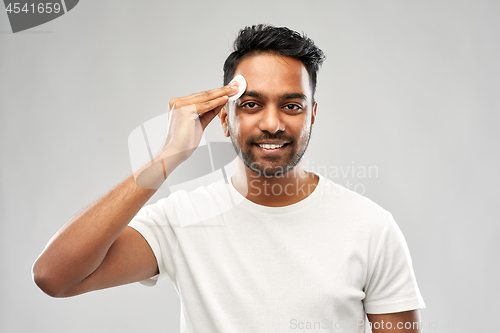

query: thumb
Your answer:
[199,105,223,130]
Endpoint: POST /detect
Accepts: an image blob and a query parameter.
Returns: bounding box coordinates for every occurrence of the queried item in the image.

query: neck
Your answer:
[231,159,319,207]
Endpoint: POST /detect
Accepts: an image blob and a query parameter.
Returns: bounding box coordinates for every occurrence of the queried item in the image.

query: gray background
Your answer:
[1,1,499,332]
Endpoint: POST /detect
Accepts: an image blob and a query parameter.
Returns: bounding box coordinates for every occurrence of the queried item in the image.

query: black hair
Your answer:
[223,24,326,99]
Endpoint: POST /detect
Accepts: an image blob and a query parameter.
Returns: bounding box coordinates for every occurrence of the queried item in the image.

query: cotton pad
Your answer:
[228,75,247,102]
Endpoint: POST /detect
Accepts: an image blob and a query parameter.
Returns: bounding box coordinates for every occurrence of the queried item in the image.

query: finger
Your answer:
[195,95,229,115]
[199,104,224,130]
[172,83,238,109]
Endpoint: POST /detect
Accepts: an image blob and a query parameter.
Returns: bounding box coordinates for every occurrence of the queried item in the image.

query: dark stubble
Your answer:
[228,121,313,177]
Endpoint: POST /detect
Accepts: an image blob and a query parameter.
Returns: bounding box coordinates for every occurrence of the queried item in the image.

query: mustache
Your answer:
[245,132,295,145]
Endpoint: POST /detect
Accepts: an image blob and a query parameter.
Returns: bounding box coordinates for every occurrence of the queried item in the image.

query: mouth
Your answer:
[254,142,290,151]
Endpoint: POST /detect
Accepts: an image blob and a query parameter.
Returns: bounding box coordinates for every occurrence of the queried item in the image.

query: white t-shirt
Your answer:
[129,174,425,332]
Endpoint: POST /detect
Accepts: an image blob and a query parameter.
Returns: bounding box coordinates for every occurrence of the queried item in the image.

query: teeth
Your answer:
[258,143,284,149]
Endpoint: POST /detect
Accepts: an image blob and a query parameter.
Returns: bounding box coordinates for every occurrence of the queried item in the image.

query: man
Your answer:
[33,25,425,332]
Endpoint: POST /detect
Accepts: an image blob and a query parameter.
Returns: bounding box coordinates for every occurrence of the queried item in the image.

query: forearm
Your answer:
[32,155,178,296]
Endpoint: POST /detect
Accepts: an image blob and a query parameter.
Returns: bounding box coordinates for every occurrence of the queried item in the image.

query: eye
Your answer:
[283,104,303,113]
[241,102,259,109]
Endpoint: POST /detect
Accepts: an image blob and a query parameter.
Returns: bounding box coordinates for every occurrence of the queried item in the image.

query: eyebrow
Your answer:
[241,91,262,99]
[282,93,307,101]
[240,91,307,101]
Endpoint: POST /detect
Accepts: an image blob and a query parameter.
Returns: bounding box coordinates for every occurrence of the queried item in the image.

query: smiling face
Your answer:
[221,53,317,177]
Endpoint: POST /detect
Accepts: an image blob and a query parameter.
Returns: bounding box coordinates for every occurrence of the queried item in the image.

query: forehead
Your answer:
[233,54,312,99]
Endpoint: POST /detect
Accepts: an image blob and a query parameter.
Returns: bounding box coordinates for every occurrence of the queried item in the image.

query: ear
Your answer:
[311,102,317,125]
[219,104,230,137]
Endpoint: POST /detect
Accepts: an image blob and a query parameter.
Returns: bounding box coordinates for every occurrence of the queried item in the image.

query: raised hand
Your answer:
[134,82,239,189]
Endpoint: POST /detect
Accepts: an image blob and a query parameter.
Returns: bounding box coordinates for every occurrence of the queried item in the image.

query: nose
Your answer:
[258,106,285,134]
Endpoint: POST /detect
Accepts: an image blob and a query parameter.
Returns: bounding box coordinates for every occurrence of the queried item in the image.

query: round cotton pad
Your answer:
[228,75,247,102]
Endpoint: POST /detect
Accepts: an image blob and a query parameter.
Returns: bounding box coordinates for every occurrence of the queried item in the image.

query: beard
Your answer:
[228,122,312,177]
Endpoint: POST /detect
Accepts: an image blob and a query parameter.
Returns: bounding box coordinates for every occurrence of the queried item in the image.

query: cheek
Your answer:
[298,116,312,141]
[227,111,241,137]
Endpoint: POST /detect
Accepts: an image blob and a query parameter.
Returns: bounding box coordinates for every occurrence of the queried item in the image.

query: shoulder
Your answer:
[148,178,233,227]
[317,176,393,229]
[168,177,230,205]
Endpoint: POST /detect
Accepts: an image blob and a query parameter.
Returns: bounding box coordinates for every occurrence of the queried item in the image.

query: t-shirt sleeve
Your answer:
[128,198,178,286]
[363,215,426,314]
